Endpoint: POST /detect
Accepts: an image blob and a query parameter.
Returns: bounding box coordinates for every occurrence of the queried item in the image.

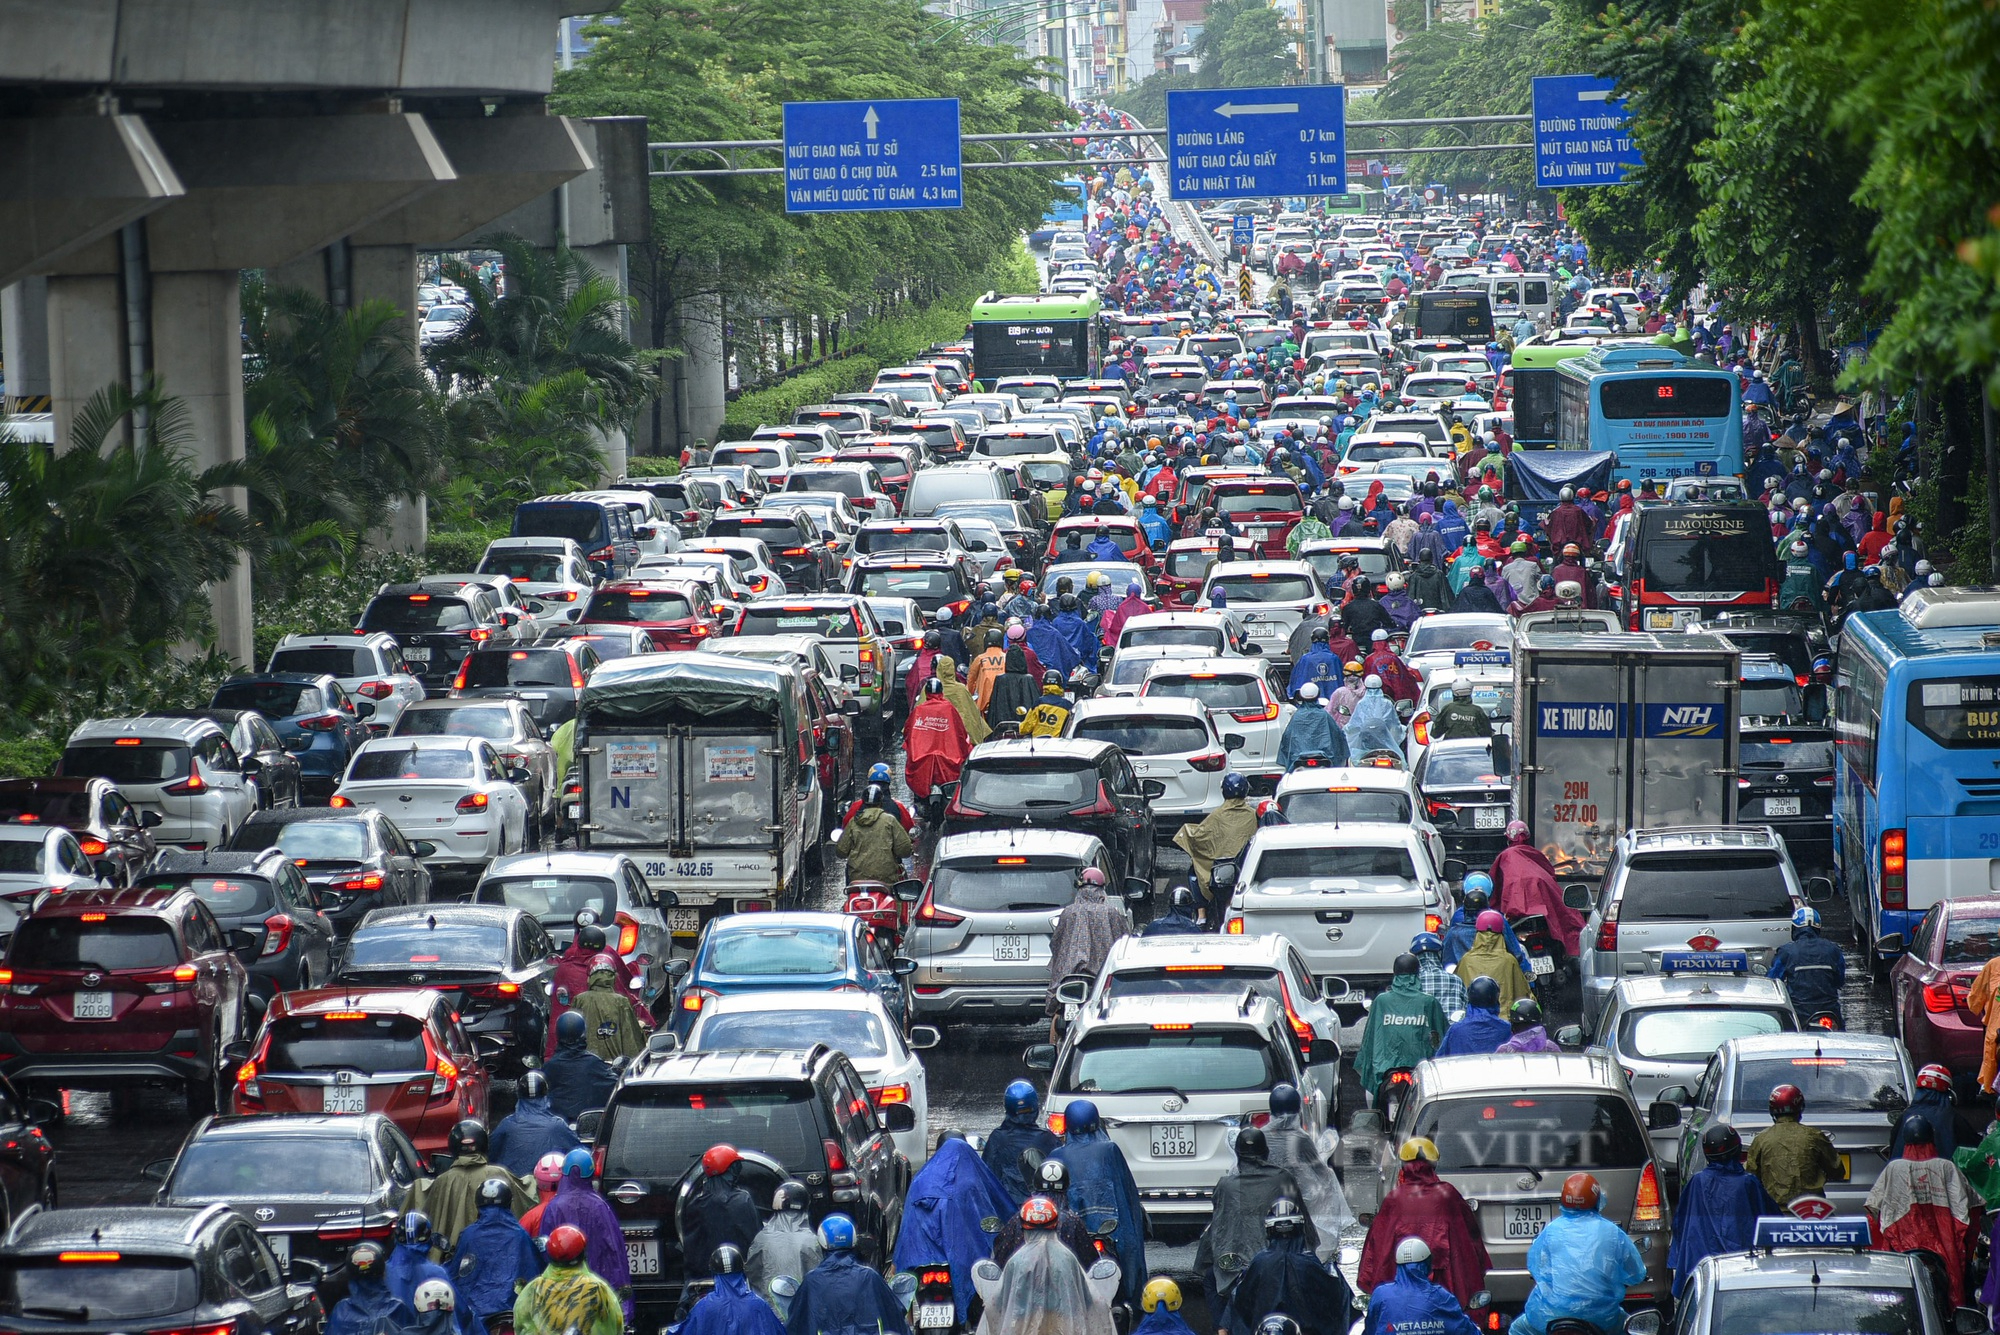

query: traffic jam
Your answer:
[0,103,1996,1335]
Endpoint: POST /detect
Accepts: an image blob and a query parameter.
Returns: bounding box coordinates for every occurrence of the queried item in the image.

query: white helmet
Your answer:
[1915,560,1934,576]
[1395,1237,1432,1264]
[413,1281,456,1314]
[1299,682,1320,701]
[1364,673,1383,690]
[1559,486,1575,502]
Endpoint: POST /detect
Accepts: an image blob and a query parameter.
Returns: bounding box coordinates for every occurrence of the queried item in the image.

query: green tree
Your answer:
[1218,6,1298,86]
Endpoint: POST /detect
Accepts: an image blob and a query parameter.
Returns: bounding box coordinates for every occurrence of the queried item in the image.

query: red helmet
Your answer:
[1917,1064,1953,1093]
[546,1225,587,1264]
[1770,1084,1806,1118]
[1020,1197,1059,1230]
[588,953,620,975]
[702,1144,742,1177]
[1559,1172,1600,1210]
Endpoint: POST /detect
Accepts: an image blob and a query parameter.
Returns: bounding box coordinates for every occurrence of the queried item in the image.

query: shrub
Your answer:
[426,530,498,574]
[621,456,682,477]
[0,737,61,779]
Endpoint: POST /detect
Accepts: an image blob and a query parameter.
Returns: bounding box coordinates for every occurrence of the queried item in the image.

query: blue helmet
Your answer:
[1269,1083,1302,1117]
[555,1010,588,1045]
[1222,772,1248,799]
[1462,872,1494,897]
[1792,906,1821,932]
[868,762,891,784]
[818,1213,856,1250]
[1064,1099,1101,1137]
[1004,1080,1039,1118]
[1410,931,1445,955]
[561,1148,594,1178]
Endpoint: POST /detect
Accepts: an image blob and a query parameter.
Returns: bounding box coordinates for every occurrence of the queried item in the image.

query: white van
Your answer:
[1439,271,1557,327]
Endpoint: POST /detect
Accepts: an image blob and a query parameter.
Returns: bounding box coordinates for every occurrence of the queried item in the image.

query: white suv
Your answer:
[1138,659,1292,791]
[1064,696,1230,832]
[60,717,258,851]
[266,633,425,733]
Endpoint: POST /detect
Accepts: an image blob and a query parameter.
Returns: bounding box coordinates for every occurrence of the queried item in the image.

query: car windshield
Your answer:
[1424,748,1504,787]
[1209,575,1314,604]
[1105,966,1285,1008]
[267,821,371,861]
[1071,716,1213,757]
[0,790,91,826]
[1414,1093,1650,1170]
[1216,488,1303,516]
[737,608,859,639]
[1741,739,1836,769]
[708,927,847,977]
[460,651,577,689]
[1707,1285,1918,1335]
[348,746,478,782]
[1277,788,1414,824]
[0,842,43,874]
[932,865,1081,913]
[716,447,786,470]
[711,517,807,545]
[270,646,375,676]
[152,875,276,916]
[1147,675,1264,711]
[168,1135,377,1199]
[1733,1055,1907,1112]
[265,1014,429,1073]
[695,1010,888,1058]
[362,597,476,632]
[0,1257,201,1321]
[60,741,190,784]
[345,920,510,968]
[212,680,321,717]
[480,553,568,582]
[1165,549,1231,580]
[586,590,695,622]
[395,707,516,740]
[856,568,959,600]
[602,1085,820,1180]
[1618,853,1792,922]
[1943,913,2000,965]
[958,762,1096,809]
[788,472,866,498]
[1252,846,1417,883]
[1407,622,1510,655]
[478,875,616,924]
[1065,1030,1277,1094]
[1620,1008,1791,1061]
[9,917,180,971]
[1121,626,1225,653]
[858,529,950,555]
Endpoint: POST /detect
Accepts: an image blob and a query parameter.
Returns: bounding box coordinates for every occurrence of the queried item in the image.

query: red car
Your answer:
[581,580,722,651]
[1888,895,2000,1079]
[1043,516,1154,571]
[1209,478,1306,559]
[0,886,252,1114]
[233,986,491,1156]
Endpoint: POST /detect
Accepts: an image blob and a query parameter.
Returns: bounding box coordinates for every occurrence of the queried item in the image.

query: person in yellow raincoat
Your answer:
[933,657,991,746]
[1969,953,2000,1092]
[1452,911,1532,1012]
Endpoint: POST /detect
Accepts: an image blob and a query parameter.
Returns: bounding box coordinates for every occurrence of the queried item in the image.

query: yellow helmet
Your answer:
[1398,1137,1440,1163]
[1086,572,1106,589]
[1142,1278,1184,1313]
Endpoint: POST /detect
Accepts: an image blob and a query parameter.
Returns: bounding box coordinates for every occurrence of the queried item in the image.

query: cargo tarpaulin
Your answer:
[581,653,807,761]
[1504,449,1619,503]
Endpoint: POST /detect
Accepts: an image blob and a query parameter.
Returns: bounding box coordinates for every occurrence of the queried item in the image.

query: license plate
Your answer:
[404,646,433,662]
[1531,955,1555,976]
[1474,805,1507,830]
[669,908,700,934]
[626,1234,661,1276]
[992,935,1030,961]
[1150,1123,1197,1158]
[73,992,112,1019]
[267,1233,292,1268]
[1767,796,1802,817]
[1644,611,1681,630]
[1505,1202,1553,1239]
[322,1086,368,1115]
[918,1303,955,1329]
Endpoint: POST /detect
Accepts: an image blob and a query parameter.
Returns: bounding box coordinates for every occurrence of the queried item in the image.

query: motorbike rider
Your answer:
[1356,955,1448,1108]
[1226,1199,1354,1335]
[1361,630,1421,707]
[1440,877,1534,974]
[786,1214,911,1335]
[512,1225,623,1335]
[835,783,914,885]
[1277,681,1347,772]
[1669,1124,1778,1294]
[1264,1083,1354,1256]
[841,762,916,834]
[543,1010,619,1124]
[1047,868,1129,1028]
[679,1144,764,1299]
[748,1182,824,1311]
[1435,975,1513,1057]
[1747,1084,1842,1207]
[1343,675,1403,757]
[328,1242,417,1335]
[1359,1139,1489,1309]
[906,678,974,805]
[573,952,650,1062]
[1361,1238,1479,1335]
[545,918,642,1055]
[1489,822,1583,955]
[983,1081,1062,1205]
[1197,1128,1316,1323]
[1453,913,1532,1013]
[414,1121,532,1257]
[1050,1099,1148,1310]
[490,1070,580,1177]
[520,1153,564,1236]
[1173,772,1259,924]
[1430,679,1493,740]
[1135,1278,1199,1335]
[407,1281,456,1335]
[1509,1174,1646,1335]
[1867,1114,1981,1309]
[678,1245,786,1335]
[386,1213,458,1317]
[1288,625,1342,696]
[990,1156,1097,1272]
[1020,670,1077,737]
[1142,886,1206,936]
[1893,1064,1969,1158]
[1409,932,1467,1014]
[893,1133,1018,1327]
[973,1197,1117,1335]
[1495,997,1561,1053]
[1767,906,1845,1028]
[452,1176,543,1333]
[535,1148,632,1321]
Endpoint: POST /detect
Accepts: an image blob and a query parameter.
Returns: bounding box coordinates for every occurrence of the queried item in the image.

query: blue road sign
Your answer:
[782,98,961,214]
[1231,214,1256,247]
[1532,76,1642,187]
[1165,86,1345,202]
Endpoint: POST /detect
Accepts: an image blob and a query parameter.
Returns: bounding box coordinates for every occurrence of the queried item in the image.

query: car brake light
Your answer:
[329,795,354,807]
[681,986,718,1012]
[1412,713,1431,747]
[163,763,207,796]
[1068,781,1119,818]
[468,628,492,643]
[1632,1161,1664,1227]
[570,661,588,689]
[615,912,641,956]
[334,872,385,892]
[77,838,107,856]
[1426,799,1454,818]
[456,792,491,813]
[870,1083,911,1106]
[57,1251,122,1263]
[356,681,394,700]
[1188,753,1227,772]
[260,916,295,957]
[1225,917,1244,934]
[823,1138,849,1172]
[453,661,470,690]
[1595,919,1618,951]
[1924,981,1958,1013]
[914,890,965,927]
[1230,701,1280,723]
[1881,828,1906,909]
[1046,1112,1067,1137]
[588,545,615,562]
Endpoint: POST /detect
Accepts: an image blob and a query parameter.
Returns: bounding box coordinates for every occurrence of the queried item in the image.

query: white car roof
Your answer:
[1069,695,1211,724]
[1120,611,1234,632]
[1245,821,1428,854]
[1102,932,1292,968]
[1272,766,1421,800]
[1205,560,1317,580]
[933,829,1105,861]
[69,716,219,745]
[1140,657,1268,682]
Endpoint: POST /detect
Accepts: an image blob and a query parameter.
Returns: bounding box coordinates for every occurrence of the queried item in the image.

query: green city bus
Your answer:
[967,292,1103,385]
[1509,342,1597,445]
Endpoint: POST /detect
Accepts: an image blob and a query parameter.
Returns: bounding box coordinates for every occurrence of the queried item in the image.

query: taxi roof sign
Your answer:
[1455,650,1512,667]
[1750,1216,1871,1251]
[1660,949,1749,975]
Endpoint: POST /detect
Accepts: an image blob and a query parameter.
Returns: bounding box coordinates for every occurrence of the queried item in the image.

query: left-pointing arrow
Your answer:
[864,106,881,139]
[1213,101,1299,118]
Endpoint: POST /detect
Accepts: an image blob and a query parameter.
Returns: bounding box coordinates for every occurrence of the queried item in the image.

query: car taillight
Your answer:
[615,912,641,955]
[943,790,982,820]
[1924,981,1957,1013]
[1225,917,1244,934]
[1881,828,1906,909]
[425,1032,459,1098]
[783,547,811,557]
[914,890,965,927]
[456,792,491,813]
[146,963,201,995]
[1424,911,1443,933]
[1412,712,1431,746]
[681,986,719,1013]
[356,680,394,700]
[329,794,354,807]
[163,763,207,796]
[453,660,471,690]
[77,838,107,857]
[1426,799,1454,817]
[1632,1161,1664,1227]
[588,545,615,563]
[1046,1112,1067,1137]
[297,712,346,732]
[1595,919,1618,951]
[236,1058,261,1100]
[1068,781,1118,818]
[823,1138,849,1172]
[260,916,295,957]
[315,1223,395,1243]
[870,1083,911,1107]
[1230,701,1280,723]
[468,628,492,643]
[1188,753,1227,772]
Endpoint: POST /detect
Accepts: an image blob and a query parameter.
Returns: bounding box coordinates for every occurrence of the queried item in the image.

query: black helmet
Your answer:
[773,1179,810,1213]
[924,629,941,649]
[1059,594,1080,612]
[1701,1123,1742,1162]
[711,1244,744,1275]
[556,1010,588,1045]
[449,1119,488,1158]
[1466,976,1502,1010]
[1035,1156,1071,1195]
[396,1211,432,1248]
[1900,1113,1936,1147]
[1310,625,1330,645]
[520,1069,549,1101]
[1262,1198,1307,1239]
[1043,670,1065,688]
[1508,997,1543,1029]
[477,1176,514,1210]
[1269,1083,1302,1117]
[349,1241,388,1281]
[1236,1127,1269,1162]
[1392,952,1420,977]
[1170,885,1197,916]
[1461,888,1490,915]
[577,923,608,953]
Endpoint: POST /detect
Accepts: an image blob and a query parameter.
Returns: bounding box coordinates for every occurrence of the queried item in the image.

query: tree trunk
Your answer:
[1793,302,1826,389]
[1937,376,1979,548]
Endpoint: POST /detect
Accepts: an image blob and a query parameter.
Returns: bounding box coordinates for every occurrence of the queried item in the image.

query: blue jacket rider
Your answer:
[1510,1175,1646,1335]
[1767,907,1844,1026]
[1362,1237,1479,1335]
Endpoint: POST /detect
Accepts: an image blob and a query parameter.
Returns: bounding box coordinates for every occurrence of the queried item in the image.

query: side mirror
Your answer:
[646,1031,680,1056]
[1223,733,1247,751]
[908,1025,942,1051]
[1956,1310,1992,1335]
[1240,641,1263,655]
[142,810,164,828]
[842,699,862,716]
[667,958,692,980]
[1876,932,1905,955]
[412,840,439,857]
[1308,1037,1341,1064]
[507,766,531,784]
[286,1255,328,1286]
[1140,779,1167,800]
[240,756,264,777]
[142,1157,175,1183]
[1441,858,1467,883]
[1624,1312,1663,1335]
[881,1103,918,1133]
[1124,875,1152,903]
[1023,1043,1058,1072]
[573,1109,604,1144]
[892,878,924,904]
[1804,876,1833,904]
[891,957,918,977]
[222,1039,253,1065]
[355,701,376,720]
[243,994,267,1019]
[1055,977,1092,1006]
[1562,882,1594,911]
[1211,862,1239,893]
[1555,1025,1584,1047]
[1646,1101,1683,1131]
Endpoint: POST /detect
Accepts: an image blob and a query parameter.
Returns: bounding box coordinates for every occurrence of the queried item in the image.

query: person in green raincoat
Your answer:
[1447,541,1487,596]
[1453,915,1532,1012]
[1952,1119,2000,1206]
[1356,954,1447,1105]
[574,956,650,1062]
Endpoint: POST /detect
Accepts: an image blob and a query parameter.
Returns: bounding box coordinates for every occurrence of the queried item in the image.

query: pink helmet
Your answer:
[534,1152,566,1188]
[1505,819,1530,845]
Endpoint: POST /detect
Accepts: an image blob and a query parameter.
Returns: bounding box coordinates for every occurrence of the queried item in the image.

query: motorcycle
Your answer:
[1804,1009,1842,1031]
[906,1263,960,1332]
[1375,1067,1416,1123]
[843,879,908,950]
[1508,912,1567,1002]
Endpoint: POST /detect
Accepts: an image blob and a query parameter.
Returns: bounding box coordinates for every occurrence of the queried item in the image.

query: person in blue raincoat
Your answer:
[1509,1174,1647,1335]
[1025,604,1080,681]
[386,1214,458,1320]
[1088,532,1124,562]
[1439,877,1533,973]
[1434,977,1512,1057]
[895,1136,1017,1324]
[489,1070,580,1178]
[1053,596,1102,673]
[1361,1237,1479,1335]
[1138,496,1174,547]
[1227,1200,1353,1335]
[453,1178,543,1334]
[983,1081,1061,1205]
[1050,1099,1147,1308]
[1277,683,1347,772]
[1668,1124,1776,1295]
[676,1246,786,1335]
[1343,676,1402,757]
[1142,886,1205,936]
[1134,1278,1199,1335]
[328,1242,418,1335]
[1287,628,1341,696]
[785,1215,911,1335]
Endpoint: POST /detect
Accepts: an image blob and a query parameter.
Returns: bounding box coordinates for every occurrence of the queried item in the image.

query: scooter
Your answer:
[907,1263,959,1331]
[1375,1067,1416,1123]
[1509,912,1567,1001]
[841,877,925,952]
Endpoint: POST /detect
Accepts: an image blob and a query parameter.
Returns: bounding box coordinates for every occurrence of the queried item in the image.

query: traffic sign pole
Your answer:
[782,97,963,213]
[1164,86,1346,202]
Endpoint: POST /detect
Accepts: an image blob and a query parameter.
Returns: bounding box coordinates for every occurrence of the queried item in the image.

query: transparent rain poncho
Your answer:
[972,1231,1118,1335]
[1343,686,1402,756]
[746,1212,823,1310]
[1265,1113,1355,1260]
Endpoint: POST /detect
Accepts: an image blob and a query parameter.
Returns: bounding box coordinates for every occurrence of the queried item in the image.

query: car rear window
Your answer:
[1415,1093,1650,1171]
[1105,966,1284,1007]
[461,650,579,689]
[1165,549,1230,580]
[736,607,862,639]
[695,1010,888,1059]
[149,875,276,916]
[1146,675,1265,711]
[857,529,950,556]
[480,552,568,582]
[788,471,866,499]
[0,790,91,826]
[10,917,181,971]
[1303,551,1391,585]
[393,707,515,740]
[168,1134,376,1199]
[513,503,606,544]
[477,875,616,924]
[711,517,808,546]
[604,1084,820,1180]
[361,596,476,633]
[1209,574,1314,604]
[1252,846,1416,883]
[1617,853,1791,922]
[212,680,322,717]
[1732,1055,1907,1113]
[1741,739,1835,769]
[0,1257,201,1322]
[345,920,509,968]
[60,741,190,785]
[1345,443,1426,464]
[715,447,786,470]
[1424,748,1503,787]
[855,568,961,601]
[708,927,846,977]
[348,746,477,782]
[932,863,1081,913]
[1277,789,1414,824]
[266,1013,429,1073]
[584,589,695,622]
[1708,1286,1917,1335]
[1120,626,1224,653]
[958,762,1096,809]
[1061,526,1139,553]
[235,818,370,861]
[1407,622,1511,655]
[1619,1007,1791,1062]
[1064,1029,1277,1094]
[1215,487,1303,516]
[270,646,375,676]
[1070,716,1213,756]
[976,433,1064,458]
[0,842,42,875]
[1943,913,2000,965]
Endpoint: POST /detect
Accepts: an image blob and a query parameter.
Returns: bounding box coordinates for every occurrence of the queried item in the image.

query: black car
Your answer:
[845,554,980,618]
[940,738,1159,889]
[0,1075,58,1222]
[333,905,554,1074]
[449,641,600,730]
[144,850,340,998]
[0,778,158,888]
[356,582,523,697]
[707,510,839,593]
[149,1113,420,1286]
[597,1044,916,1327]
[1710,611,1829,682]
[1413,734,1514,859]
[145,708,302,811]
[0,1205,322,1335]
[1738,658,1835,865]
[226,809,432,936]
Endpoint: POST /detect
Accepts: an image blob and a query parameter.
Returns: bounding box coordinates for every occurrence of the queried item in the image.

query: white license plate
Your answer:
[73,992,112,1019]
[1474,805,1507,830]
[404,646,433,662]
[1506,1202,1553,1239]
[267,1233,292,1268]
[322,1086,369,1115]
[669,908,701,934]
[918,1303,955,1329]
[1767,796,1802,817]
[992,935,1030,961]
[626,1234,661,1276]
[1150,1122,1197,1157]
[1530,955,1555,976]
[516,692,548,700]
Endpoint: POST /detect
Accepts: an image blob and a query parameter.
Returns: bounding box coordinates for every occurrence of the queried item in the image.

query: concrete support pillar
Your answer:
[2,276,52,412]
[263,252,330,302]
[574,240,630,481]
[44,274,125,450]
[351,242,428,551]
[151,271,252,666]
[679,291,728,454]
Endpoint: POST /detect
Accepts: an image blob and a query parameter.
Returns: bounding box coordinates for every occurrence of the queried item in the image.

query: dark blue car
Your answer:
[211,673,373,803]
[665,910,915,1039]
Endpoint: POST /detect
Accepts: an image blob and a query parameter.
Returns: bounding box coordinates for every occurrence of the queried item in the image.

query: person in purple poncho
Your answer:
[536,1149,632,1319]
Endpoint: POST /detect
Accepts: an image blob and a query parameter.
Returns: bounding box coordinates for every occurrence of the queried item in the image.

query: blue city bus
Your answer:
[1554,345,1743,486]
[1048,178,1086,224]
[1834,589,2000,969]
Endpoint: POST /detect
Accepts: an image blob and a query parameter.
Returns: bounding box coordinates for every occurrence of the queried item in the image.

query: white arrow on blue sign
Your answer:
[781,98,962,214]
[1531,75,1642,187]
[1165,85,1346,202]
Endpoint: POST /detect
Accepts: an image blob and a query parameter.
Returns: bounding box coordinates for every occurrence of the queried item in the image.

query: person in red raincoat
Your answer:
[1867,1114,1980,1308]
[544,919,646,1056]
[1489,821,1584,954]
[1362,631,1421,707]
[904,678,972,802]
[1358,1139,1492,1310]
[1099,582,1151,648]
